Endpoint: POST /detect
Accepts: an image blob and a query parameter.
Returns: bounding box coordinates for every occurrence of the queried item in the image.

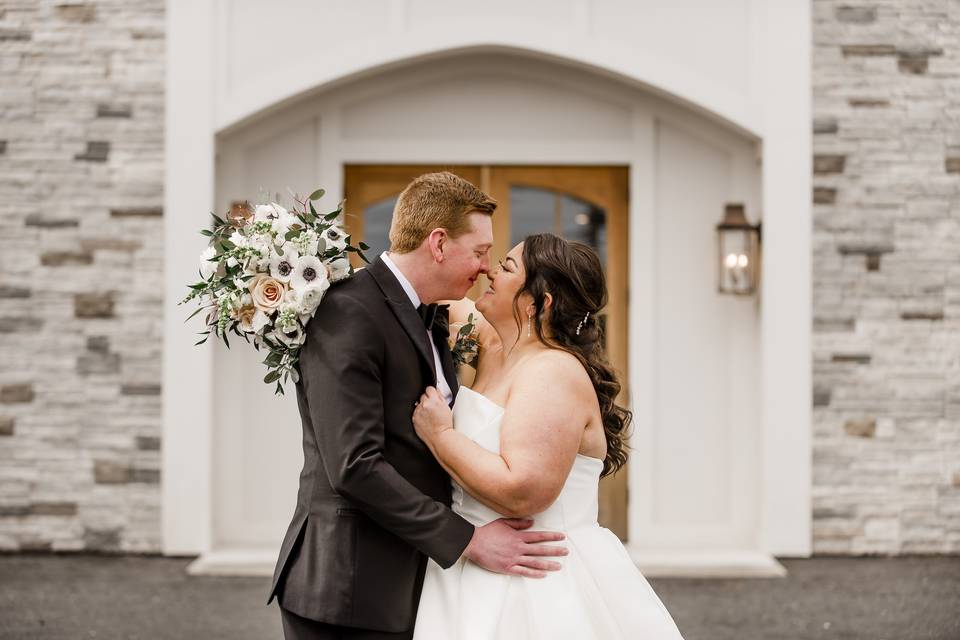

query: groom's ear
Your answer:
[543,292,554,310]
[427,227,448,263]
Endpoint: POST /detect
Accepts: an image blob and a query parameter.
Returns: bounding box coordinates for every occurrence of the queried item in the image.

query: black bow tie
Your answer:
[417,303,438,329]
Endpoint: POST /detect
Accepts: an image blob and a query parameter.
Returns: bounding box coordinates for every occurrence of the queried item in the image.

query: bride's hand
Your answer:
[412,386,453,444]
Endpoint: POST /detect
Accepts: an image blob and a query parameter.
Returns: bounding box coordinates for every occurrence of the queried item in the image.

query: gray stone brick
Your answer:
[96,104,132,118]
[814,187,837,204]
[835,6,876,24]
[814,117,838,134]
[0,286,30,298]
[55,3,96,23]
[131,468,160,484]
[0,317,45,333]
[135,435,160,451]
[77,351,120,375]
[0,29,30,41]
[74,292,114,318]
[74,141,110,162]
[120,384,161,396]
[40,251,94,266]
[109,207,162,218]
[848,98,890,108]
[93,461,130,485]
[842,44,896,57]
[23,215,79,229]
[83,527,121,551]
[0,384,34,404]
[815,154,847,174]
[845,418,877,438]
[79,238,143,252]
[29,502,78,516]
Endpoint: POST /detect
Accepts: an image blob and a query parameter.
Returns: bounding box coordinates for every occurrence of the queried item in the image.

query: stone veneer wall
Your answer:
[0,1,164,552]
[0,0,958,555]
[812,0,960,553]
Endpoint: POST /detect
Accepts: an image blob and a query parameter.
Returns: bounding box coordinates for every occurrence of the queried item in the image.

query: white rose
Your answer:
[229,230,248,247]
[273,324,306,348]
[326,256,350,282]
[299,284,327,315]
[254,203,280,223]
[252,309,272,334]
[272,210,299,237]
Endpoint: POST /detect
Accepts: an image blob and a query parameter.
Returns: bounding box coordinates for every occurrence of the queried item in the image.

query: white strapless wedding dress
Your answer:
[413,387,685,640]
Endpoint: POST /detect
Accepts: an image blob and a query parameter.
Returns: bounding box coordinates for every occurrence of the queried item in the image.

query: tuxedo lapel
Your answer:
[368,257,437,381]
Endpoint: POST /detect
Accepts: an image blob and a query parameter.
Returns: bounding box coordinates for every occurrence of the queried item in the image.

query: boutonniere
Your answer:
[448,313,480,369]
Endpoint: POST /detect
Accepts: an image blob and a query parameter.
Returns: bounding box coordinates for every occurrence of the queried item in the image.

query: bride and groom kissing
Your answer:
[266,171,684,639]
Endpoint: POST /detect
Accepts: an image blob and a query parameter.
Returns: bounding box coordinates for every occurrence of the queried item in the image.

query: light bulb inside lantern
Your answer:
[725,253,739,269]
[737,254,749,268]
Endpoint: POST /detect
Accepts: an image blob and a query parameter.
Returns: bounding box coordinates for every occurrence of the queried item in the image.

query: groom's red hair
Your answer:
[389,171,496,253]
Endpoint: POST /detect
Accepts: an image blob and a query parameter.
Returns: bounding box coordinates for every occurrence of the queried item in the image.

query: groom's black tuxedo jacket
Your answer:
[267,256,474,633]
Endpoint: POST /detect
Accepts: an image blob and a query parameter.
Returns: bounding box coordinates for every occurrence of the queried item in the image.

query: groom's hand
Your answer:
[462,518,567,578]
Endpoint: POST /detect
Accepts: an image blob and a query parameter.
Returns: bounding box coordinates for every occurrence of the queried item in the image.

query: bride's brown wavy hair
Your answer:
[512,233,631,477]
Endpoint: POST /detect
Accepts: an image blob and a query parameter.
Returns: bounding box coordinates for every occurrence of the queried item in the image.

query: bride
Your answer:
[411,233,685,639]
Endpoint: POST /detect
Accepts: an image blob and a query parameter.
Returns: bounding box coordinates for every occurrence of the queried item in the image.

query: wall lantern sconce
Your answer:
[716,203,761,295]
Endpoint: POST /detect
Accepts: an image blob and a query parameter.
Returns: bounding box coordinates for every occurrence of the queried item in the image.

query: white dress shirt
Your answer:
[380,252,454,405]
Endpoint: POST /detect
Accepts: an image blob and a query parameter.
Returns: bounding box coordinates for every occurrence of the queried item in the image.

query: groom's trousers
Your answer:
[280,606,414,640]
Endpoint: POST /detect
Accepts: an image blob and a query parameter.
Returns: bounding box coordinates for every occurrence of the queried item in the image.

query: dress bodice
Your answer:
[449,387,604,531]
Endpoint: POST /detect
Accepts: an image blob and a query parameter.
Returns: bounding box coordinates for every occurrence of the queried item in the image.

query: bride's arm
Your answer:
[413,352,589,517]
[439,297,499,352]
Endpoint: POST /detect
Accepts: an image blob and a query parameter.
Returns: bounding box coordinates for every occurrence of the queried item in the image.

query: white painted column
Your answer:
[759,0,813,557]
[162,0,216,556]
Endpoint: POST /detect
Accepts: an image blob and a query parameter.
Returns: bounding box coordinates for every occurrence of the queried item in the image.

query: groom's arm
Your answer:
[300,292,474,568]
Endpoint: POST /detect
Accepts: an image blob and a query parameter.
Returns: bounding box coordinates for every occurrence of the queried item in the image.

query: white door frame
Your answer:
[163,2,811,571]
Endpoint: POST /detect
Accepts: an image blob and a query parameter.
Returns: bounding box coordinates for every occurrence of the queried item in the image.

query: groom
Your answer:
[268,172,566,639]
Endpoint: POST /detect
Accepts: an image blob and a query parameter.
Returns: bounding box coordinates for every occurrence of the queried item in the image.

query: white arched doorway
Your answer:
[164,2,811,576]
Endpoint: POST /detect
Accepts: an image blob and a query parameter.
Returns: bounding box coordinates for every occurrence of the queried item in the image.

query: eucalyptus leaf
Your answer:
[308,188,325,201]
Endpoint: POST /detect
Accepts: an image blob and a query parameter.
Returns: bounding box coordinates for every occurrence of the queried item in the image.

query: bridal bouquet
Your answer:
[179,188,369,394]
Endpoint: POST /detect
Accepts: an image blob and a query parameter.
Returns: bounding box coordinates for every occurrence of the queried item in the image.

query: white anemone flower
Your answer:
[291,255,330,292]
[321,225,348,252]
[269,247,300,283]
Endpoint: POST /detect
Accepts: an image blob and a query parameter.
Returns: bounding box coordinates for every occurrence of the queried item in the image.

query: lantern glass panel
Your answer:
[718,228,757,294]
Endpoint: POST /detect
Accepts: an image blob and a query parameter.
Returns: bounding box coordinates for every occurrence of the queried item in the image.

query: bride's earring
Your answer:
[527,314,532,337]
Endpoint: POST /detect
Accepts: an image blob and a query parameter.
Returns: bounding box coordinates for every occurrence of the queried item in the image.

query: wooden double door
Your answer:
[344,165,630,539]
